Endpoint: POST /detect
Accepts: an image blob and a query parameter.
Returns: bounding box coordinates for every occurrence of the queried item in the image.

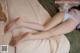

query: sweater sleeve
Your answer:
[64,12,71,21]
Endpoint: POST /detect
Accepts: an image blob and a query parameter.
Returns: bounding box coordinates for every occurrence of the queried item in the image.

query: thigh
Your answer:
[16,40,51,53]
[50,35,70,53]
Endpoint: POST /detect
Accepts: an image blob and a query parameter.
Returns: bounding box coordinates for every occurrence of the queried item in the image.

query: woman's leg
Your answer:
[16,40,51,53]
[50,35,70,53]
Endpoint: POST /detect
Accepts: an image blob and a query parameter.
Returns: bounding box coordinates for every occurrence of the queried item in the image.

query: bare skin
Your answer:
[43,11,64,31]
[26,18,78,40]
[5,11,64,32]
[9,32,29,46]
[6,11,64,46]
[7,11,79,46]
[26,9,80,40]
[4,17,20,32]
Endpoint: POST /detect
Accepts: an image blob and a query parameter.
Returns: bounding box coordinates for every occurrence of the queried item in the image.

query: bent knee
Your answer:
[56,35,70,53]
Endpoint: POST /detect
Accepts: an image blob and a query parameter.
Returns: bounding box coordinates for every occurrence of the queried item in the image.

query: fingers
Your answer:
[5,17,20,32]
[9,32,29,47]
[9,37,16,47]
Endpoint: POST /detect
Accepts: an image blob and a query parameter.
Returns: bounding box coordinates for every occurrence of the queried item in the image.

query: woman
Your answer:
[4,0,69,53]
[1,0,79,53]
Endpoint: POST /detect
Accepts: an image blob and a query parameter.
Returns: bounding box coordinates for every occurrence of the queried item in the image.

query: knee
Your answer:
[56,35,70,53]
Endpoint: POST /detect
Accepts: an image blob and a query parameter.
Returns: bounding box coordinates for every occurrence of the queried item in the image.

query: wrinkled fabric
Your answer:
[0,0,70,53]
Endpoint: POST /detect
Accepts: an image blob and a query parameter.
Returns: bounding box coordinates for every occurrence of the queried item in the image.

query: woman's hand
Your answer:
[5,17,20,32]
[5,17,44,32]
[9,32,29,47]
